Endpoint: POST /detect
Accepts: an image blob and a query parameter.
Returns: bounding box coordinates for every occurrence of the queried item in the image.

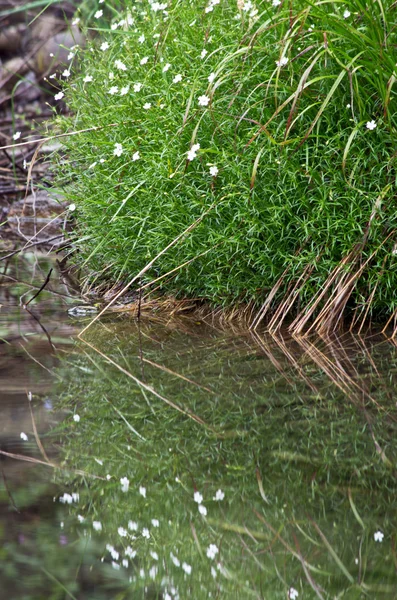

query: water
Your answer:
[1,253,397,599]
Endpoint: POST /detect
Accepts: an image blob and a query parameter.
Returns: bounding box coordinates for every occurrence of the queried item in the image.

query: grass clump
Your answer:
[52,0,397,330]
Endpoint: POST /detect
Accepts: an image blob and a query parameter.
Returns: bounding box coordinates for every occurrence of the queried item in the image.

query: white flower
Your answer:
[108,72,114,80]
[62,69,70,78]
[275,56,288,67]
[213,488,224,500]
[143,102,151,110]
[206,544,219,559]
[208,72,215,83]
[187,143,200,161]
[150,551,159,561]
[93,521,102,531]
[77,515,85,523]
[182,562,192,575]
[72,493,79,502]
[198,504,207,516]
[108,86,118,95]
[118,527,128,537]
[20,432,28,441]
[111,23,118,30]
[83,75,93,83]
[133,83,143,92]
[94,10,103,19]
[106,474,112,480]
[120,85,130,95]
[366,120,377,130]
[114,143,123,157]
[115,59,127,71]
[163,63,171,72]
[374,530,384,542]
[100,42,110,51]
[151,518,159,527]
[194,491,203,504]
[69,203,76,211]
[132,151,140,161]
[173,74,182,83]
[139,486,146,497]
[13,131,21,140]
[122,559,128,567]
[73,414,80,422]
[242,0,253,11]
[72,18,80,25]
[138,34,145,43]
[343,9,351,18]
[272,0,281,5]
[200,49,208,59]
[289,588,299,600]
[346,103,351,108]
[209,166,219,177]
[54,91,64,101]
[198,94,210,106]
[112,561,120,570]
[140,56,149,65]
[120,477,130,492]
[205,5,213,12]
[142,527,150,539]
[170,552,180,567]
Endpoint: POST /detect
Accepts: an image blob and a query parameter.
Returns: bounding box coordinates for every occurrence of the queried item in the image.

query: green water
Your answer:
[1,255,397,599]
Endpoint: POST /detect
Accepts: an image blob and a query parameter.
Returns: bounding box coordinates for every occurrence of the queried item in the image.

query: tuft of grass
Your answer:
[50,0,397,330]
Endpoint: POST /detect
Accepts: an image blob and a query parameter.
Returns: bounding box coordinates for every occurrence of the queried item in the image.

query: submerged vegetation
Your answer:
[54,318,397,598]
[52,0,397,331]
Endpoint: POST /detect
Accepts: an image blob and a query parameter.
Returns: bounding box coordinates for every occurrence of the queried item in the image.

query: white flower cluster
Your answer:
[205,0,220,13]
[59,492,79,504]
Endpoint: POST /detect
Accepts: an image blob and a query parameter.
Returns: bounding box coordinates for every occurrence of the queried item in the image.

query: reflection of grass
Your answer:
[55,319,397,598]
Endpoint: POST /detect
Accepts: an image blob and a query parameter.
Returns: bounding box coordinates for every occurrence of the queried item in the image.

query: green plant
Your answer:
[51,0,397,331]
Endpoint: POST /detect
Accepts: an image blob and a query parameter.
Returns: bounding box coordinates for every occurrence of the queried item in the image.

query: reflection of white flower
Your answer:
[118,527,128,537]
[170,552,180,567]
[120,477,130,492]
[206,544,219,559]
[366,120,377,130]
[142,527,150,539]
[194,491,203,504]
[93,521,102,531]
[73,414,80,422]
[128,521,138,531]
[151,518,160,527]
[374,530,384,542]
[289,588,299,600]
[198,504,207,516]
[182,562,192,574]
[139,486,146,497]
[213,488,224,500]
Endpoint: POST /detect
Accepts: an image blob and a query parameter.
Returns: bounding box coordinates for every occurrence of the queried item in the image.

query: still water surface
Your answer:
[1,254,396,599]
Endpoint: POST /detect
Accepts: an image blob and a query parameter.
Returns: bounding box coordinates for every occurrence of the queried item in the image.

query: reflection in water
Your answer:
[0,255,396,598]
[53,319,397,599]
